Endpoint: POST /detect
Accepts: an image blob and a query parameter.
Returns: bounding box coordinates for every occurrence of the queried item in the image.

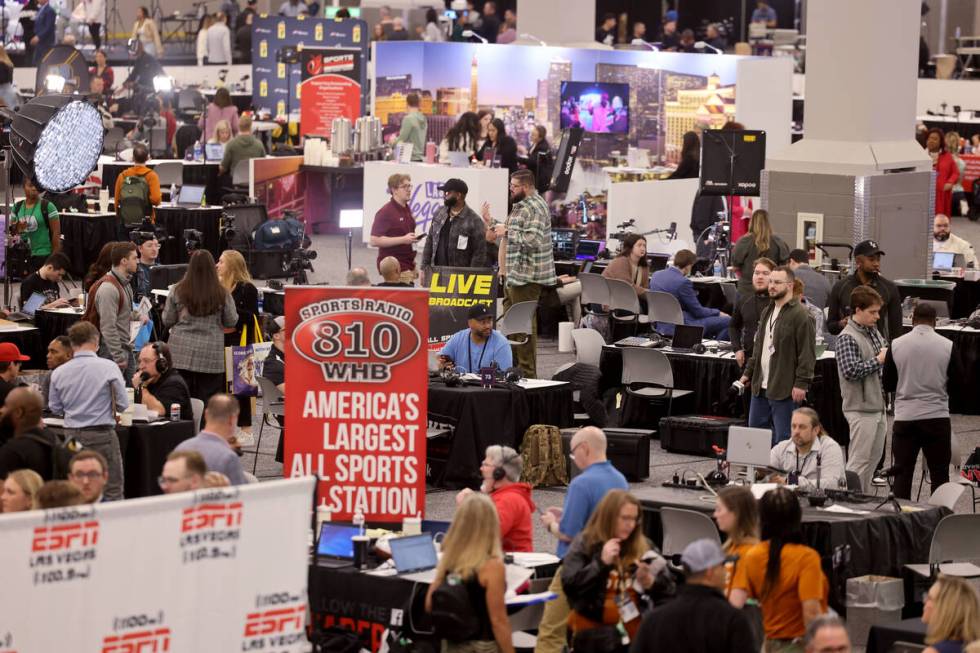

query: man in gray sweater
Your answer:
[836,285,888,492]
[883,303,962,499]
[93,242,139,383]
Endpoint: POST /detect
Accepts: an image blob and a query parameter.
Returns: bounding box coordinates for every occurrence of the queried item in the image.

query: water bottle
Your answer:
[200,191,207,208]
[193,141,203,162]
[170,183,177,206]
[713,259,723,278]
[353,508,365,536]
[315,498,331,532]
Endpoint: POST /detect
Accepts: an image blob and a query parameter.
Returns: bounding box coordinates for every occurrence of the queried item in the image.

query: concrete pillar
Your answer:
[517,0,596,47]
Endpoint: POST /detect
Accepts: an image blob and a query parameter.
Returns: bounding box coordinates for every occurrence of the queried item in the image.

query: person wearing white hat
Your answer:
[631,539,757,653]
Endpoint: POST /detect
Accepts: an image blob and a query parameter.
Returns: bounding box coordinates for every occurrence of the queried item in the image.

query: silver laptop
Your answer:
[389,533,439,582]
[176,184,206,207]
[933,251,955,271]
[446,151,470,168]
[727,426,772,477]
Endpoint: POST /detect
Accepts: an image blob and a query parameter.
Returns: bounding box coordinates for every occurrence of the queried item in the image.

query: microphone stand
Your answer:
[874,475,903,513]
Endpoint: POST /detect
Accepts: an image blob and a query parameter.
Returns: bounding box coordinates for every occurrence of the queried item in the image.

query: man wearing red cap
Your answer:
[0,343,29,405]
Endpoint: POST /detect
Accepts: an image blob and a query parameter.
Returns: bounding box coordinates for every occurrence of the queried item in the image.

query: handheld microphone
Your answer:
[138,371,151,386]
[668,221,677,241]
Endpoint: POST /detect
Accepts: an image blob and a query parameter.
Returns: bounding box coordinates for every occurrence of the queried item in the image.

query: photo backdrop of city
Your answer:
[373,42,739,166]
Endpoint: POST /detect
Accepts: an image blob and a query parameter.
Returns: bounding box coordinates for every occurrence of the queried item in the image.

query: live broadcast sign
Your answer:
[285,287,428,522]
[0,478,314,651]
[427,266,498,348]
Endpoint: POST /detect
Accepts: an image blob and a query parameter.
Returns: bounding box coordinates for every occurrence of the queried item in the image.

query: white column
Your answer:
[517,0,595,47]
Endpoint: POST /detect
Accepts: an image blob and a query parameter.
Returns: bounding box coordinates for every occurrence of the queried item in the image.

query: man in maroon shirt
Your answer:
[370,173,420,284]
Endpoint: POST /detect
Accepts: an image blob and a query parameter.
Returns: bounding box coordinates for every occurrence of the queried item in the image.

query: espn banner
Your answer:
[284,286,428,522]
[425,266,498,348]
[0,477,314,652]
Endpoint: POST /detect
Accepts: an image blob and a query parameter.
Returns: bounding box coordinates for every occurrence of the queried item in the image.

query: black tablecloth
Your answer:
[919,326,980,415]
[155,206,226,264]
[866,617,927,653]
[116,420,196,498]
[35,309,82,347]
[634,486,947,615]
[427,381,575,487]
[942,275,980,318]
[101,161,222,205]
[60,213,121,276]
[599,346,851,447]
[0,327,45,369]
[693,280,734,312]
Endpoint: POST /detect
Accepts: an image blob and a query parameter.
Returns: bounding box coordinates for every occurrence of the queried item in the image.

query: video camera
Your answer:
[130,225,172,245]
[284,234,317,285]
[184,228,204,253]
[219,211,236,241]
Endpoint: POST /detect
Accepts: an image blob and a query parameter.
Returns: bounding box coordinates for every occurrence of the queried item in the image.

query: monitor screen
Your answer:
[389,533,438,573]
[316,523,360,559]
[552,228,577,260]
[205,142,225,161]
[575,239,605,261]
[559,81,630,134]
[325,6,361,17]
[177,185,206,205]
[933,251,955,270]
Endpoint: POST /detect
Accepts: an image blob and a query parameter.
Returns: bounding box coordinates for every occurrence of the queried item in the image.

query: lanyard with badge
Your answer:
[613,567,640,645]
[468,338,489,372]
[788,449,814,486]
[766,308,779,354]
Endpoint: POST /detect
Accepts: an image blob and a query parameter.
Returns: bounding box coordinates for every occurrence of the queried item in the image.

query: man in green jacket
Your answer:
[396,93,427,162]
[739,266,815,445]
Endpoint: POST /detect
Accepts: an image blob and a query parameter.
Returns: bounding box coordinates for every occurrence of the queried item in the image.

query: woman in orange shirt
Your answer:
[713,485,759,595]
[729,487,828,653]
[561,490,674,652]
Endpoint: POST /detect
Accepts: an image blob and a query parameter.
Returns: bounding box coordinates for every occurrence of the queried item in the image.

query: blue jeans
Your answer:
[749,393,798,446]
[691,314,732,340]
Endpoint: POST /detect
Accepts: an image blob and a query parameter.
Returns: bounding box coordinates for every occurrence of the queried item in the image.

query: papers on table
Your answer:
[516,378,569,389]
[510,552,561,568]
[506,591,557,607]
[819,504,870,515]
[749,483,782,500]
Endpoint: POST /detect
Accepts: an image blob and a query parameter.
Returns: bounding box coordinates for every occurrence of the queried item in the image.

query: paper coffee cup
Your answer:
[402,517,421,535]
[99,189,110,214]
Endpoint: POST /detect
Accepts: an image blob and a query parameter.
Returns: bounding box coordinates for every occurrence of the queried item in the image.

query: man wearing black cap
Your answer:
[826,240,902,342]
[631,538,756,653]
[437,304,513,373]
[420,178,488,275]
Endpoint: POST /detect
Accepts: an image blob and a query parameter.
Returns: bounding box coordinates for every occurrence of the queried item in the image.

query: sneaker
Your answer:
[236,428,255,447]
[871,474,888,487]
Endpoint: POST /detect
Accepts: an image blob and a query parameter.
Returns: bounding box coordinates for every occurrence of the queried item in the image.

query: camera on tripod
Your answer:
[284,236,317,284]
[184,228,204,253]
[219,212,236,241]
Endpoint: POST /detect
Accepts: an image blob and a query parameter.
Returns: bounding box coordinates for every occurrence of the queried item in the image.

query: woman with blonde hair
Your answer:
[132,7,163,58]
[731,209,789,297]
[562,490,672,652]
[425,493,515,653]
[217,250,259,435]
[922,575,980,653]
[208,119,233,145]
[2,469,43,512]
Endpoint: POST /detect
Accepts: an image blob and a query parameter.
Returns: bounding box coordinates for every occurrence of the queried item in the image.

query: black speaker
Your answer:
[549,127,584,194]
[699,130,767,196]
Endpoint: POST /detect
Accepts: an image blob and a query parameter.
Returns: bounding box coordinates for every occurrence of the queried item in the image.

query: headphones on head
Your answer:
[492,448,519,482]
[151,341,169,375]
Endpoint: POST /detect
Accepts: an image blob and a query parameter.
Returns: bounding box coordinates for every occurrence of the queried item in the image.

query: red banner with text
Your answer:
[284,287,428,522]
[299,48,363,138]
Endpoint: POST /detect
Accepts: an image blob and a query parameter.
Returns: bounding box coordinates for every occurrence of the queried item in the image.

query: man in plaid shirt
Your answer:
[835,286,888,491]
[492,169,556,377]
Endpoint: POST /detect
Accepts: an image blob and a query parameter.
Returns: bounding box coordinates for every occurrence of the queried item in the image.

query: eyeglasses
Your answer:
[397,183,412,190]
[570,441,586,456]
[70,471,104,481]
[157,475,186,487]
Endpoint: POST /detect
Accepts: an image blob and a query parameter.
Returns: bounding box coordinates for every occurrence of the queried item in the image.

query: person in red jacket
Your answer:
[926,128,959,217]
[456,444,535,552]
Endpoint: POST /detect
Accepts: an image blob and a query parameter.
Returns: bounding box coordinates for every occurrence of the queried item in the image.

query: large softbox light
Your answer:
[34,44,91,96]
[9,94,104,193]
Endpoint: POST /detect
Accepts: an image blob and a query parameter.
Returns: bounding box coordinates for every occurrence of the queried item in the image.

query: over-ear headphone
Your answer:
[151,341,169,375]
[492,448,519,482]
[692,343,708,355]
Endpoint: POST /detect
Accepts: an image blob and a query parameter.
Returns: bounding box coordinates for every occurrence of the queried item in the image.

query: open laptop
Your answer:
[575,239,605,261]
[205,142,225,162]
[933,251,955,271]
[389,532,439,581]
[446,151,470,168]
[176,184,206,207]
[727,426,773,479]
[315,523,360,568]
[669,324,704,352]
[7,292,47,322]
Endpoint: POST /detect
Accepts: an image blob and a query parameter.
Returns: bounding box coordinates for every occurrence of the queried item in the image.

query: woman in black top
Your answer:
[522,125,552,192]
[477,118,518,173]
[426,493,514,653]
[217,250,259,432]
[668,130,700,179]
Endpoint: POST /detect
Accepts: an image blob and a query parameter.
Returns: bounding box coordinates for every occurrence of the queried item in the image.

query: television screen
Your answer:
[559,82,629,134]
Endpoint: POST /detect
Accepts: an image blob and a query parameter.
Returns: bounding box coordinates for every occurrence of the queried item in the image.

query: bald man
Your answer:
[174,394,247,485]
[0,387,60,479]
[933,214,977,268]
[535,427,629,653]
[345,267,372,286]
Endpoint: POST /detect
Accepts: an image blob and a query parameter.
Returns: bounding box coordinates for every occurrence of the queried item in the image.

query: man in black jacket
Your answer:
[420,178,488,276]
[631,539,756,653]
[0,387,60,480]
[826,240,902,342]
[729,257,774,368]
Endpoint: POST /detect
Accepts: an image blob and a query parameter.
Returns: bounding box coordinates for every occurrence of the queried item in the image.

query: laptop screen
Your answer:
[576,240,605,261]
[389,533,438,573]
[178,185,206,205]
[671,324,704,349]
[727,426,773,468]
[933,251,955,270]
[22,292,46,316]
[315,523,360,559]
[205,142,225,161]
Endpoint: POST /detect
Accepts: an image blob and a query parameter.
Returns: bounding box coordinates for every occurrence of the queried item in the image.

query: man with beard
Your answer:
[739,266,815,445]
[420,178,487,276]
[437,304,512,373]
[826,240,902,342]
[730,257,775,369]
[0,388,59,480]
[933,213,977,268]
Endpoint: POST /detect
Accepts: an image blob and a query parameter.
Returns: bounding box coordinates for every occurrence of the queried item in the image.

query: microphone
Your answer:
[816,453,822,490]
[138,371,150,386]
[668,221,677,241]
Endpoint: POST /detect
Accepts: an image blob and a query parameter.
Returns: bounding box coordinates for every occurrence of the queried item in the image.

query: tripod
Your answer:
[1,148,15,309]
[874,478,903,513]
[105,0,126,48]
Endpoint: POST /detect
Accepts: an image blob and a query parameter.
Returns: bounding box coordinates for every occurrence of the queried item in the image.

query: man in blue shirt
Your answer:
[535,427,628,653]
[751,1,777,27]
[49,321,129,501]
[649,249,731,339]
[31,0,56,65]
[174,394,247,485]
[437,304,513,373]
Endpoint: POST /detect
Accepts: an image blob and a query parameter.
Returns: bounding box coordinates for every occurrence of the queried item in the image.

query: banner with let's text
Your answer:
[285,286,428,522]
[0,477,314,652]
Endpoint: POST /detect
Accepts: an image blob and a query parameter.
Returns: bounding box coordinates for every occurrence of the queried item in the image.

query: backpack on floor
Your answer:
[519,424,568,487]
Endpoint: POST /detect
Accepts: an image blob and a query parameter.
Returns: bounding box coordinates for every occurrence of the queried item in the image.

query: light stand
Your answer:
[1,148,13,309]
[704,131,738,272]
[276,47,300,146]
[106,0,125,48]
[339,209,362,271]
